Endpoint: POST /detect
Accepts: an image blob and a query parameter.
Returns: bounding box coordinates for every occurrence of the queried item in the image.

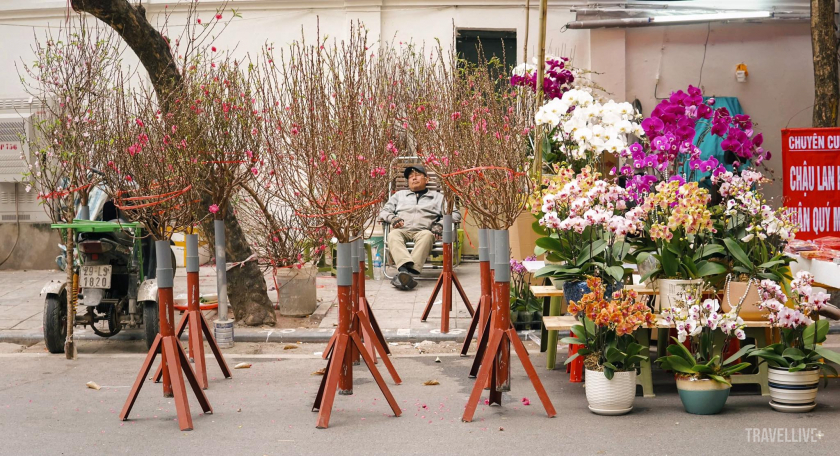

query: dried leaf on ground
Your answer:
[283,345,298,350]
[86,381,100,390]
[312,368,326,376]
[423,380,440,386]
[234,362,252,369]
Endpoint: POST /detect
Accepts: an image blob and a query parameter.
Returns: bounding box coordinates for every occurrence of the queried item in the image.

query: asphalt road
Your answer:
[1,341,839,456]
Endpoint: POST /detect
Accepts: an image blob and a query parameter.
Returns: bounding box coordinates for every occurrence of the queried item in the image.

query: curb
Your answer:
[0,328,538,346]
[5,325,840,347]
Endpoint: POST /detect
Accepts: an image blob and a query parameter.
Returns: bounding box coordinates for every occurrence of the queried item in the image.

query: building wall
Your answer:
[0,222,61,270]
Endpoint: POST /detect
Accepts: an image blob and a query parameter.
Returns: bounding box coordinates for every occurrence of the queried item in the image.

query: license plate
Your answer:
[80,265,112,289]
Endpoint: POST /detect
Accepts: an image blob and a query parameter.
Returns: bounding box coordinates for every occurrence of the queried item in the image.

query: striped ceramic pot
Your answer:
[768,366,819,412]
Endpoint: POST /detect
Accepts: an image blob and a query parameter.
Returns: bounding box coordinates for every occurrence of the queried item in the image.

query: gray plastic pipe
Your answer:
[214,219,228,321]
[494,230,510,283]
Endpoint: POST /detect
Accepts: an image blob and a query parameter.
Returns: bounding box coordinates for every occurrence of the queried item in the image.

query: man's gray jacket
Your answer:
[378,189,461,230]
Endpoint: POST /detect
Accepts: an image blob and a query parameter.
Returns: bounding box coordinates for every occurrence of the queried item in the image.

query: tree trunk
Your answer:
[200,196,277,326]
[64,228,77,360]
[812,0,839,127]
[72,0,276,326]
[70,0,180,100]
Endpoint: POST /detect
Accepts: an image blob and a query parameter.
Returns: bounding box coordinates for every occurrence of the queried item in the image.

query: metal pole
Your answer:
[213,219,233,348]
[523,0,531,65]
[532,0,549,182]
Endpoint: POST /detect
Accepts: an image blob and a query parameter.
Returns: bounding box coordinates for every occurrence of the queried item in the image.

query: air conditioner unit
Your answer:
[0,111,34,184]
[0,99,49,223]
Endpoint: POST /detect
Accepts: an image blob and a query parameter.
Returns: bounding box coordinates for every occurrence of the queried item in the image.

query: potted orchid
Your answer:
[561,277,655,415]
[510,56,578,103]
[533,166,642,302]
[510,256,542,330]
[712,169,798,320]
[628,179,726,309]
[532,88,642,172]
[619,85,770,306]
[749,272,840,412]
[619,85,769,195]
[711,169,798,318]
[655,283,753,415]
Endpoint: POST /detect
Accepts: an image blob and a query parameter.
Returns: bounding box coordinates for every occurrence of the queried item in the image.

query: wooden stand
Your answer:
[153,235,231,388]
[120,241,212,431]
[421,215,474,333]
[358,251,390,363]
[462,229,492,356]
[323,239,391,367]
[313,242,401,428]
[462,231,555,422]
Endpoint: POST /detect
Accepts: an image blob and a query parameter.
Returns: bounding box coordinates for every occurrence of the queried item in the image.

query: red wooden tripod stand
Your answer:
[313,242,401,429]
[462,228,492,357]
[120,241,212,431]
[323,239,392,366]
[462,230,556,422]
[421,215,474,333]
[153,234,231,389]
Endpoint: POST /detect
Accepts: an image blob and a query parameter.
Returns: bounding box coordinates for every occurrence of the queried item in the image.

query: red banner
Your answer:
[782,127,840,240]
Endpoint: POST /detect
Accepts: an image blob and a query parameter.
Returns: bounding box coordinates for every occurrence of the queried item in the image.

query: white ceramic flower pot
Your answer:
[656,278,705,311]
[768,366,819,412]
[584,368,636,415]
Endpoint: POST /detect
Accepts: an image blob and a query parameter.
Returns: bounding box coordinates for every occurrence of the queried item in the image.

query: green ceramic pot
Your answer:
[676,375,731,415]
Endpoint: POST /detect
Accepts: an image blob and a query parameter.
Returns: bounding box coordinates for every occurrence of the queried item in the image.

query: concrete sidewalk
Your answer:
[0,262,484,345]
[6,263,840,347]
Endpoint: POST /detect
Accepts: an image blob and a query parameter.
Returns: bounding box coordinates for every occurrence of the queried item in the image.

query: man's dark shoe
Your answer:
[397,271,418,290]
[398,265,421,276]
[391,275,407,290]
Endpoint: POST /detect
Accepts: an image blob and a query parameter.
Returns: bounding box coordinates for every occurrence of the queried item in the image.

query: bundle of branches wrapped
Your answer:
[234,183,329,272]
[258,23,409,243]
[98,81,204,241]
[405,46,536,231]
[19,17,128,358]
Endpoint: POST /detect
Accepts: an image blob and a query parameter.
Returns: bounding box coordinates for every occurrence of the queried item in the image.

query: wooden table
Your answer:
[543,315,771,397]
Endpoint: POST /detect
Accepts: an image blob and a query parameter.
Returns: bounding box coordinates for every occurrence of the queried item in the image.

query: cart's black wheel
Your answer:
[43,292,67,354]
[142,300,159,349]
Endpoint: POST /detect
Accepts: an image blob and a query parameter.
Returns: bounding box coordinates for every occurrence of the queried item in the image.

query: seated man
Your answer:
[379,165,461,290]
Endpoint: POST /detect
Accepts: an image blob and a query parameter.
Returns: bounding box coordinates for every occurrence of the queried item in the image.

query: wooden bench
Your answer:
[543,315,771,398]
